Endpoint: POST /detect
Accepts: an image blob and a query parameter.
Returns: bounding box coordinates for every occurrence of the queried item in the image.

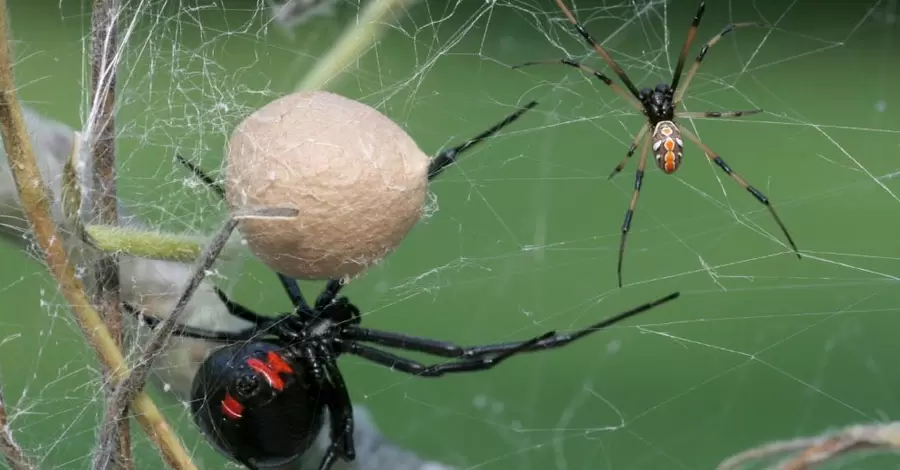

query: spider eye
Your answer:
[640,88,652,98]
[655,83,669,93]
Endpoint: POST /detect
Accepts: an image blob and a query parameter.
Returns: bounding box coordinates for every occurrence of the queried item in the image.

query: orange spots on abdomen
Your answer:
[651,121,684,174]
[664,153,677,173]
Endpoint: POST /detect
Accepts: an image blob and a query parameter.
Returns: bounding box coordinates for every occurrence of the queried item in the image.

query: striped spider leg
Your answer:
[513,0,800,287]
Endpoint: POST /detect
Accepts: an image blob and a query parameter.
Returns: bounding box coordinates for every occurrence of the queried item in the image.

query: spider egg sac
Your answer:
[225,91,429,279]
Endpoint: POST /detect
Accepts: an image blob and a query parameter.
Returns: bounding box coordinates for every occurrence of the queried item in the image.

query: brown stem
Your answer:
[718,422,900,470]
[0,2,196,468]
[95,206,297,467]
[96,217,241,469]
[0,381,34,470]
[89,0,129,468]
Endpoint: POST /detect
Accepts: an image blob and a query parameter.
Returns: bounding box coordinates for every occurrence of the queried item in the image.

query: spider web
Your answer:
[0,0,898,469]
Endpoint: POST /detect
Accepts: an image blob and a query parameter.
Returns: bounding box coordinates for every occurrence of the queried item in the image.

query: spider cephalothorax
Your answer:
[639,84,676,123]
[514,0,801,287]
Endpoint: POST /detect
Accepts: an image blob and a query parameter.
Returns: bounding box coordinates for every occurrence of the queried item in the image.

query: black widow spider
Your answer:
[128,103,679,470]
[513,0,801,287]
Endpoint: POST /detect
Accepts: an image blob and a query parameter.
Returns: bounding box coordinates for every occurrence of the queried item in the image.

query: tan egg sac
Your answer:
[225,91,429,280]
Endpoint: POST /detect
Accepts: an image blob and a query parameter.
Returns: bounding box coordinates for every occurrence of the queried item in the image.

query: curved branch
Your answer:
[0,3,196,469]
[84,224,244,261]
[718,421,900,470]
[0,381,34,470]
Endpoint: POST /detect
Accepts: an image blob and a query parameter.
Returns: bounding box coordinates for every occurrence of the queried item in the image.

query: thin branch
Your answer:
[0,380,34,470]
[83,224,245,262]
[718,422,900,470]
[295,0,421,91]
[89,0,128,467]
[0,2,196,468]
[94,206,298,468]
[131,205,297,362]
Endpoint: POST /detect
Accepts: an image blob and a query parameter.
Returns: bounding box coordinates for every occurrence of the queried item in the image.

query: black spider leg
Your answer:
[553,0,642,100]
[176,154,317,317]
[607,123,649,180]
[669,1,706,93]
[274,343,337,470]
[676,110,763,119]
[210,287,274,326]
[617,133,651,287]
[177,154,225,196]
[510,59,643,111]
[680,128,801,258]
[277,275,313,313]
[124,276,354,344]
[122,303,262,342]
[209,287,369,344]
[342,331,555,377]
[673,21,764,104]
[313,387,347,470]
[123,284,301,343]
[314,343,356,470]
[426,101,538,180]
[124,278,358,344]
[314,279,347,312]
[340,291,679,368]
[213,276,349,331]
[315,448,339,470]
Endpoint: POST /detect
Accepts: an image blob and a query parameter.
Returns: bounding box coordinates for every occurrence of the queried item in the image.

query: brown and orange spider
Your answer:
[515,0,801,287]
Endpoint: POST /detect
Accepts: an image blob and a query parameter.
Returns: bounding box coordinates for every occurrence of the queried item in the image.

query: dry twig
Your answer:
[718,422,900,470]
[0,380,34,470]
[0,2,195,468]
[88,0,129,467]
[94,206,298,468]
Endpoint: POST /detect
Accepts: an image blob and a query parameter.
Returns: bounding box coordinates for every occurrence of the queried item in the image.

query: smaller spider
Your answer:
[514,0,801,287]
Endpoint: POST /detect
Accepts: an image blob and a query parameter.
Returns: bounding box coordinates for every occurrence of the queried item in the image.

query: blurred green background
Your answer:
[1,0,899,468]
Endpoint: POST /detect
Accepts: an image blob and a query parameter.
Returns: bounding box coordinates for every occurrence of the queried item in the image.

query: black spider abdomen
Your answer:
[190,341,325,468]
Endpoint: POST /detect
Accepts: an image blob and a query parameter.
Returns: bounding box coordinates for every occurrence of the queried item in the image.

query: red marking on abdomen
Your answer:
[221,393,244,420]
[664,153,677,173]
[246,351,294,391]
